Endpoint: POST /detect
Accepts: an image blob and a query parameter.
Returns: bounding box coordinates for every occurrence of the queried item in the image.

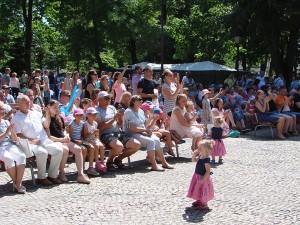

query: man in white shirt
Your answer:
[273,74,285,89]
[12,95,63,186]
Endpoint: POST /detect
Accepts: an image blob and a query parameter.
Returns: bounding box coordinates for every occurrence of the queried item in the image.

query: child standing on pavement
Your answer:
[83,107,107,174]
[209,116,226,164]
[187,140,215,210]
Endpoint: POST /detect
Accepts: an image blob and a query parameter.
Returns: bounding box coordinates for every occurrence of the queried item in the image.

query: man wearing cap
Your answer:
[2,85,15,104]
[12,95,63,185]
[137,67,156,102]
[95,91,141,171]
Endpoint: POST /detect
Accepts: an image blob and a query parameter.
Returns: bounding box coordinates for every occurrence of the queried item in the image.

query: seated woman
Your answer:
[170,94,203,151]
[115,91,131,110]
[123,95,174,171]
[255,90,286,139]
[0,101,26,194]
[211,98,234,136]
[44,99,90,184]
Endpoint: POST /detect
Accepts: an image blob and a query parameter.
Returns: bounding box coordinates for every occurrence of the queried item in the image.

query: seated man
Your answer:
[2,85,15,104]
[26,89,43,113]
[95,91,141,171]
[12,95,63,185]
[59,90,75,126]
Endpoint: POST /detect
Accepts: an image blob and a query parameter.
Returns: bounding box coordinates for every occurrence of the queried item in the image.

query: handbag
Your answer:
[16,138,34,158]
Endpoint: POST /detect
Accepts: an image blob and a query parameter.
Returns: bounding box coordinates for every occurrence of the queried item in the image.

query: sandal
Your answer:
[150,168,165,172]
[113,157,126,169]
[162,165,174,169]
[167,150,175,157]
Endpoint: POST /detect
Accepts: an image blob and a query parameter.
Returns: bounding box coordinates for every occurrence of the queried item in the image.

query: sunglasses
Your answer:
[64,95,71,97]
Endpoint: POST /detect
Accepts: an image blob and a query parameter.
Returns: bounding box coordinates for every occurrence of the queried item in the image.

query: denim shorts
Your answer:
[100,132,131,147]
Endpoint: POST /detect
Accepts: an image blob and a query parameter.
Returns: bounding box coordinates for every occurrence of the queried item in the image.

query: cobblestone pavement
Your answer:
[0,131,300,225]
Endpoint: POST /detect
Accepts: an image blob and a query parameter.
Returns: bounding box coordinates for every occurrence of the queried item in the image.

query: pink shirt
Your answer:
[113,82,126,102]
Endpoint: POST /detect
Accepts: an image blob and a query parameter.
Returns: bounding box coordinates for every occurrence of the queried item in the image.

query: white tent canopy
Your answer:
[118,61,235,72]
[172,61,236,72]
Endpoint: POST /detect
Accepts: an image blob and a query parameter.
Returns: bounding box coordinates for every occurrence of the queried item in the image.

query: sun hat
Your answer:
[86,107,98,114]
[202,89,211,96]
[74,108,84,115]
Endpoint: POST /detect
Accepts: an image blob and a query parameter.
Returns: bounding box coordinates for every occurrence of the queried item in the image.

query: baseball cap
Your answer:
[97,91,112,100]
[153,108,163,115]
[74,108,84,115]
[2,85,10,89]
[86,107,98,114]
[202,89,211,96]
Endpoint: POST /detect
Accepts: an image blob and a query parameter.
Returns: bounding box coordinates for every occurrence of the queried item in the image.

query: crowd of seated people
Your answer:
[0,66,299,194]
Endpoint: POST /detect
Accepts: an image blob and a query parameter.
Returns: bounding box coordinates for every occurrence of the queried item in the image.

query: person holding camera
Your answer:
[123,95,174,171]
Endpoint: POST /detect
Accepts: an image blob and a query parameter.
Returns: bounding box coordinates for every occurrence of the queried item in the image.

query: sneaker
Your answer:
[86,167,99,176]
[211,159,216,164]
[77,174,91,184]
[95,161,107,174]
[218,159,223,164]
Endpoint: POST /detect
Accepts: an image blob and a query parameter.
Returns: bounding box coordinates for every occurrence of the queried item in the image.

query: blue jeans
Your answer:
[281,111,300,119]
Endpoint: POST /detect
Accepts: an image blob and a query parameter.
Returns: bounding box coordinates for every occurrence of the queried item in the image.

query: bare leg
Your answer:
[81,146,87,170]
[118,138,140,161]
[57,143,69,175]
[15,164,25,189]
[277,117,285,138]
[6,166,17,184]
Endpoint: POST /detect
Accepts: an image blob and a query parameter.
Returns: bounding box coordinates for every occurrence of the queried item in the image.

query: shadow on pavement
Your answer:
[182,206,211,223]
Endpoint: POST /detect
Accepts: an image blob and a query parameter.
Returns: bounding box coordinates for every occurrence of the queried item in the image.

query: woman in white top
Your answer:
[162,69,183,116]
[123,95,173,171]
[170,94,203,151]
[9,72,20,99]
[0,101,26,193]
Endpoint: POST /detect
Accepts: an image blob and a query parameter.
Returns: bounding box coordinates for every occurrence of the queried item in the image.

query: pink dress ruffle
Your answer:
[210,139,226,157]
[187,173,214,202]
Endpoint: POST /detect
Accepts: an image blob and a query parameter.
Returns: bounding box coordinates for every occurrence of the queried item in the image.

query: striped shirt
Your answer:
[69,120,84,140]
[162,82,177,113]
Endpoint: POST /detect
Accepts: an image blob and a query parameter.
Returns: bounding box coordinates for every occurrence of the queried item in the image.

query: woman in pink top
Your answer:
[112,66,128,104]
[9,72,20,99]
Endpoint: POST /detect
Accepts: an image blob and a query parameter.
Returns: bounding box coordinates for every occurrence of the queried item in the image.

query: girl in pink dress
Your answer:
[209,117,226,164]
[187,140,215,210]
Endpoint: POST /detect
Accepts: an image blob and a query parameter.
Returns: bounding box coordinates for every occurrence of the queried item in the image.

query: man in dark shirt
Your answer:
[137,67,156,102]
[293,86,300,112]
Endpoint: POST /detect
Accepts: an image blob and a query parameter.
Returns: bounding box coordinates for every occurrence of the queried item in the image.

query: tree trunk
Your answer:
[91,0,103,70]
[21,0,33,74]
[128,39,137,64]
[270,26,283,77]
[282,15,300,84]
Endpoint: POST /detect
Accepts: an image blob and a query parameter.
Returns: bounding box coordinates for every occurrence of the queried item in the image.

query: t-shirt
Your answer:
[211,127,223,140]
[123,108,145,134]
[49,116,65,138]
[69,120,84,140]
[5,94,15,104]
[95,105,120,134]
[132,74,141,95]
[113,82,126,103]
[137,78,156,102]
[274,96,291,111]
[195,157,210,176]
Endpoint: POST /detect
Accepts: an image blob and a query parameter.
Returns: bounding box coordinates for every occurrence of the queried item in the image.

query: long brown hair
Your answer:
[48,99,63,129]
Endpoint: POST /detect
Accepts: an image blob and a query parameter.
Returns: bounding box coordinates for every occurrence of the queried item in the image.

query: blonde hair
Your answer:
[198,140,215,153]
[214,116,224,125]
[176,94,187,106]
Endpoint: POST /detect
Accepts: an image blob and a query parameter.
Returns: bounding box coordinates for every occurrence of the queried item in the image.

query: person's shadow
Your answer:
[182,206,211,223]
